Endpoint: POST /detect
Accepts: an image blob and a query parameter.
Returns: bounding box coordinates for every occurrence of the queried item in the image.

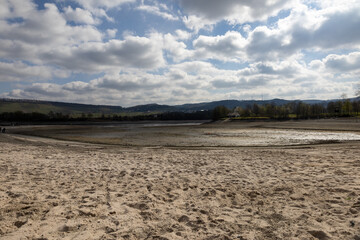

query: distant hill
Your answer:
[0,99,123,115]
[0,97,355,115]
[174,99,292,112]
[126,103,174,113]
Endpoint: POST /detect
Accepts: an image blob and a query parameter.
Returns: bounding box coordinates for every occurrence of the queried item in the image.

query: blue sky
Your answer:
[1,0,360,106]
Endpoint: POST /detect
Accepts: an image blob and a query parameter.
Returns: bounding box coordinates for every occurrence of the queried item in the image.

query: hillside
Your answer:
[0,98,344,115]
[0,99,124,115]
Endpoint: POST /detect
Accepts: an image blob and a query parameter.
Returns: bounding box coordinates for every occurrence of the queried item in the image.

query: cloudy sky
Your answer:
[1,0,360,106]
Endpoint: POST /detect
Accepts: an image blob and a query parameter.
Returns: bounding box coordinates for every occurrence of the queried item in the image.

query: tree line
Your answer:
[1,99,359,123]
[0,110,212,123]
[212,99,360,120]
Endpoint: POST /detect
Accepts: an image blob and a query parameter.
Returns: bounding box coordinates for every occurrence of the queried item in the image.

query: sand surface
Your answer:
[1,120,360,239]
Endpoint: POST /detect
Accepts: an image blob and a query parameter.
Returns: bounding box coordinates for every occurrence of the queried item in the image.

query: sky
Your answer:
[0,0,360,107]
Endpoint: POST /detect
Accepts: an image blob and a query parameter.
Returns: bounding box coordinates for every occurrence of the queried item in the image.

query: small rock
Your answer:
[14,220,27,228]
[308,230,330,240]
[105,226,115,233]
[248,191,259,198]
[78,209,96,217]
[178,215,190,223]
[128,203,149,211]
[349,208,358,214]
[58,225,70,232]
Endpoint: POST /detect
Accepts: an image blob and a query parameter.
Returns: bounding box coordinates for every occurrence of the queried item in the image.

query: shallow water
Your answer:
[203,129,360,146]
[55,125,360,147]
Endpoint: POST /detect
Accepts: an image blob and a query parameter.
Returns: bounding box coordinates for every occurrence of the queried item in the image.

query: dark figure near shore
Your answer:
[1,128,5,133]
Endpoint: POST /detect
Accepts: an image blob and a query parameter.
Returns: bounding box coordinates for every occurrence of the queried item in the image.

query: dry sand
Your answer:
[1,120,360,239]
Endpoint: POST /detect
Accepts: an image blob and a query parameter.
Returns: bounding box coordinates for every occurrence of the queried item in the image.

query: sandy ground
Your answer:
[1,121,360,239]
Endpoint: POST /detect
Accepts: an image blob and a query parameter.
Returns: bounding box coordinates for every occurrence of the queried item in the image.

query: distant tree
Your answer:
[252,103,261,116]
[296,102,312,119]
[212,106,230,120]
[352,100,360,117]
[241,108,252,117]
[310,104,324,118]
[264,104,275,118]
[340,93,352,116]
[327,101,336,116]
[48,111,55,119]
[342,99,352,116]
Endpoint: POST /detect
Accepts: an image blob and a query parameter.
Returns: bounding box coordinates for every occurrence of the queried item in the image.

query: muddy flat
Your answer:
[1,119,360,239]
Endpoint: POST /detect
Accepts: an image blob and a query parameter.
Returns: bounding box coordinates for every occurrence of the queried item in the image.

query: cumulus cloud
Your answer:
[174,29,192,40]
[21,83,67,98]
[74,0,135,10]
[182,15,214,32]
[0,2,103,64]
[63,6,97,25]
[0,2,166,75]
[0,0,35,19]
[180,0,296,30]
[189,3,360,62]
[309,51,360,81]
[106,29,118,38]
[193,31,247,62]
[69,0,135,22]
[0,61,69,82]
[2,0,360,105]
[136,3,178,21]
[322,52,360,72]
[1,57,354,106]
[1,72,210,106]
[40,35,165,72]
[161,33,193,62]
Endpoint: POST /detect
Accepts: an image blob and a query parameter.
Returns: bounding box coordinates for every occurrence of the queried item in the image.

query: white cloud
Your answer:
[162,33,193,62]
[40,35,165,72]
[0,2,103,64]
[180,0,296,30]
[74,0,135,10]
[0,2,165,75]
[1,57,357,106]
[0,0,35,19]
[0,61,69,82]
[174,29,192,40]
[2,0,360,105]
[193,31,247,62]
[182,15,214,32]
[309,51,360,81]
[136,4,178,21]
[63,6,97,25]
[189,2,360,63]
[71,0,135,22]
[106,29,118,38]
[322,52,360,72]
